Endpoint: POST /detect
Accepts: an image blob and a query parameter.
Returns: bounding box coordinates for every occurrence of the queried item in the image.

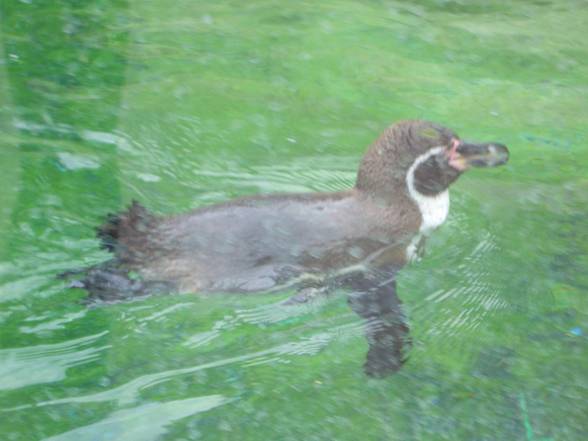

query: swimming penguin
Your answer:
[71,119,509,376]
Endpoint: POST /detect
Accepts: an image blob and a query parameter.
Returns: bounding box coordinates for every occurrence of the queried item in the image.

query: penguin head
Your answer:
[356,120,509,199]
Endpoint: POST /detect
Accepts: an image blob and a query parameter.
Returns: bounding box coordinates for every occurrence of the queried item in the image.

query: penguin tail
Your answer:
[59,201,171,304]
[96,200,156,257]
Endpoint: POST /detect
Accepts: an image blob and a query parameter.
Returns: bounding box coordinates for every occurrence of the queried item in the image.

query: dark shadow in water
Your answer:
[345,274,411,377]
[0,0,130,261]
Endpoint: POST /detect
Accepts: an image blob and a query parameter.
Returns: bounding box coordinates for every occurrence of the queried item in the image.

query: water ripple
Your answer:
[414,231,508,340]
[42,394,233,441]
[19,310,87,334]
[4,319,364,412]
[0,331,109,390]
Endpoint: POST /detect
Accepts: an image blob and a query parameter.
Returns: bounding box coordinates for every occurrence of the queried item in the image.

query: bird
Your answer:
[66,119,509,376]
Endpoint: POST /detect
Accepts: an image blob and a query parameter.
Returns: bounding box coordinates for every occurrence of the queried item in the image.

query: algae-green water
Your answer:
[1,1,587,440]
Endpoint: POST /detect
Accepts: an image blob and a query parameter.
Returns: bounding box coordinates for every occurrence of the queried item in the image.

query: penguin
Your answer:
[69,119,509,376]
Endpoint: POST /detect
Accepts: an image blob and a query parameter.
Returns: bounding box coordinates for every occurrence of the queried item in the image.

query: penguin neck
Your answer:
[355,137,414,203]
[405,147,450,234]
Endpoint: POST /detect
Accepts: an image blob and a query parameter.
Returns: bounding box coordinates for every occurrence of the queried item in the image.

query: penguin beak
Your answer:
[447,139,509,171]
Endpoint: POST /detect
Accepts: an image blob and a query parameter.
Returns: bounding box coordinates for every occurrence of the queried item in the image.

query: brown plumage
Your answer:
[70,119,508,377]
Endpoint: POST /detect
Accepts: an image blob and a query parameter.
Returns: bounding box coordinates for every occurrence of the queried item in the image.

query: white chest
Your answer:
[411,190,449,233]
[403,192,449,263]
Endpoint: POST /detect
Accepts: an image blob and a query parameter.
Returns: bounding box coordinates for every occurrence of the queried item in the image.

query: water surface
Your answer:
[1,0,587,440]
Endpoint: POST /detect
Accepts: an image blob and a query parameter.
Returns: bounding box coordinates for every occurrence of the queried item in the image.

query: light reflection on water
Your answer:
[0,332,109,391]
[42,395,234,441]
[3,316,363,411]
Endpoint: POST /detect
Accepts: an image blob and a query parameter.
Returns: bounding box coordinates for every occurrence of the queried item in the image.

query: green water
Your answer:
[1,0,587,439]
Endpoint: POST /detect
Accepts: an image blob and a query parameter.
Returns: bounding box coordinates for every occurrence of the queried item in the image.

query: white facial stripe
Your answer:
[405,146,450,234]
